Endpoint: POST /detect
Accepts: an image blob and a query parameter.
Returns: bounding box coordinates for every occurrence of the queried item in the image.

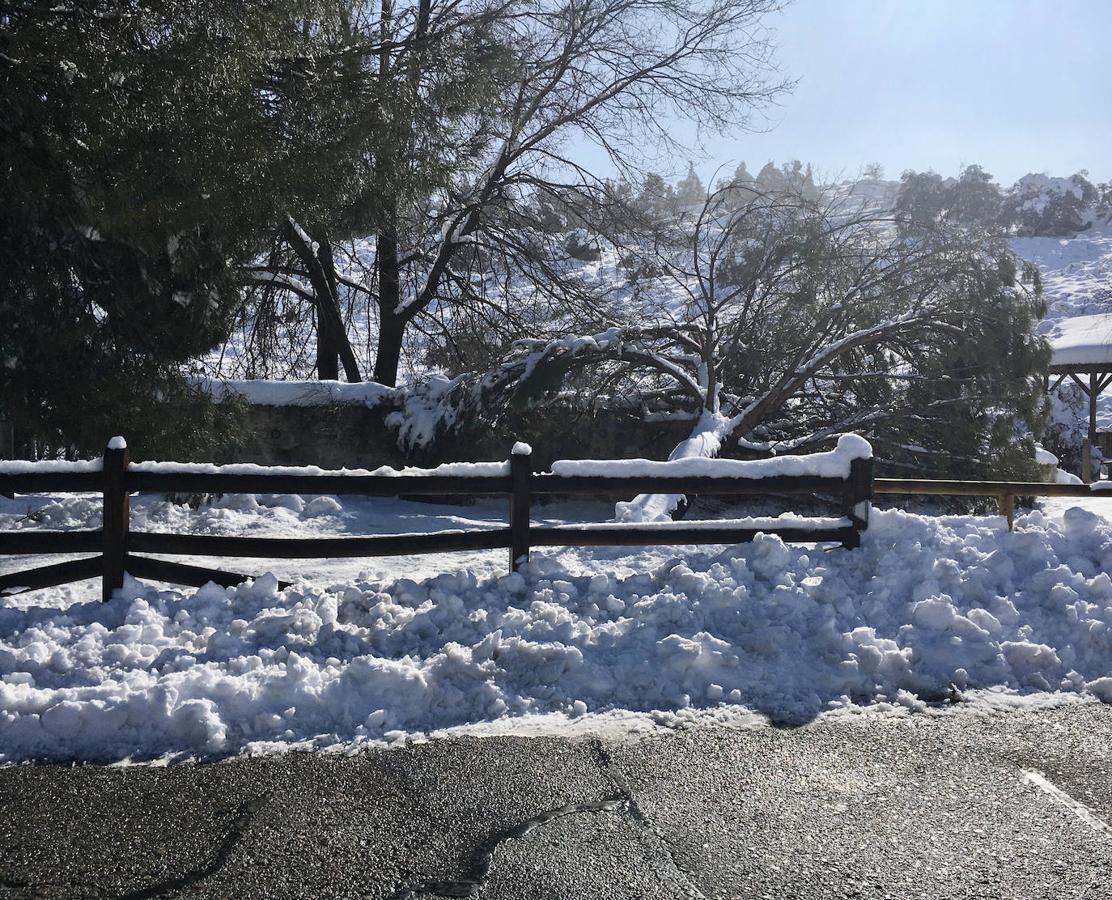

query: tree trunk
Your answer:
[284,222,362,382]
[311,231,362,382]
[316,303,340,380]
[374,225,405,387]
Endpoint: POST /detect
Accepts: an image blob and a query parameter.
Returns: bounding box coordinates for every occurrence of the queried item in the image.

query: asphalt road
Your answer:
[1,702,1110,899]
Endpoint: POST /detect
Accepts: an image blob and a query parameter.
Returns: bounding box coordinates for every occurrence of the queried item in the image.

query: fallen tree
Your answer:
[395,185,1049,518]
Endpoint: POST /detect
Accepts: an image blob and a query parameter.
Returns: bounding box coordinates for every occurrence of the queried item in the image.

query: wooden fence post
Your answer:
[509,442,532,573]
[102,436,130,601]
[842,456,874,549]
[999,494,1015,531]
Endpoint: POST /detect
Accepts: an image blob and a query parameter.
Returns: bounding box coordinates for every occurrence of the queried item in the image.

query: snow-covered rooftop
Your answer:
[1044,312,1112,368]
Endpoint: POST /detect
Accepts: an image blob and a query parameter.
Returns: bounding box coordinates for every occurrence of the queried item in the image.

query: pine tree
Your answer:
[675,162,706,207]
[0,1,323,455]
[637,173,676,214]
[756,161,785,191]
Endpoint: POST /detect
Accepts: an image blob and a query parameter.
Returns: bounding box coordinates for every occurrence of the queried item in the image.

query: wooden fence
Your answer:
[872,478,1099,529]
[0,439,874,600]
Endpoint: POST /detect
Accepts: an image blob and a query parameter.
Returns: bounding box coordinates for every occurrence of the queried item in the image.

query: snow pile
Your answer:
[194,376,394,408]
[3,506,1112,762]
[557,433,871,480]
[0,459,102,474]
[547,514,850,533]
[608,431,870,524]
[128,459,508,478]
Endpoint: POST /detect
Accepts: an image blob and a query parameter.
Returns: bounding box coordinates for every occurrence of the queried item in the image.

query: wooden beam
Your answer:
[0,556,103,595]
[0,472,102,495]
[1069,373,1091,395]
[999,494,1015,531]
[102,441,129,601]
[1090,373,1099,451]
[528,474,849,496]
[126,472,513,497]
[125,555,291,591]
[1048,364,1112,376]
[873,479,1092,497]
[509,446,532,572]
[529,526,857,548]
[0,530,102,554]
[127,528,514,558]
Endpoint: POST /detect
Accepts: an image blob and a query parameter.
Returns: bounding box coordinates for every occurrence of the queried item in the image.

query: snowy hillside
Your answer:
[1020,224,1112,436]
[1019,225,1112,324]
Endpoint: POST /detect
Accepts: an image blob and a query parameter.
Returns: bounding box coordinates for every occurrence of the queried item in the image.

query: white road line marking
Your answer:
[1022,769,1112,838]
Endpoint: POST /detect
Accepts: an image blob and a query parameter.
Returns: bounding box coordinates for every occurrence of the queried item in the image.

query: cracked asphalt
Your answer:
[1,702,1111,899]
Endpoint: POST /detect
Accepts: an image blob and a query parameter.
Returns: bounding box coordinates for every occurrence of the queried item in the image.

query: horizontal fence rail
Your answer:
[126,529,515,559]
[0,438,875,599]
[873,479,1093,498]
[872,478,1097,529]
[124,472,515,496]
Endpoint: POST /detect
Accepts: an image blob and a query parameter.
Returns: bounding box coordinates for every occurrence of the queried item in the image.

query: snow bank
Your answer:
[193,376,394,408]
[544,514,850,532]
[128,460,508,478]
[0,459,102,474]
[555,433,871,480]
[4,505,1112,762]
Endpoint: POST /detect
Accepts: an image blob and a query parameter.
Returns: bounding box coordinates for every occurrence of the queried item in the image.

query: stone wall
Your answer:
[229,401,694,469]
[233,404,407,469]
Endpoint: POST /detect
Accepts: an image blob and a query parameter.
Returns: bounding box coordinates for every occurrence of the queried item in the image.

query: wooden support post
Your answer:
[0,420,11,498]
[1083,439,1093,485]
[102,437,130,601]
[1089,372,1100,481]
[509,442,532,573]
[842,456,874,549]
[999,494,1015,531]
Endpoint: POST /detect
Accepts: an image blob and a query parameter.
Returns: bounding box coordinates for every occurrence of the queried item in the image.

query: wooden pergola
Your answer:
[1046,313,1112,481]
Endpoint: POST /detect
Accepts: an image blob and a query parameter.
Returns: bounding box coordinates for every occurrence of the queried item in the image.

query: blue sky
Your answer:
[576,0,1111,186]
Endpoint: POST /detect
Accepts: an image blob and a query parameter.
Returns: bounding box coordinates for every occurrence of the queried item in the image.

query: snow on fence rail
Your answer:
[0,436,875,599]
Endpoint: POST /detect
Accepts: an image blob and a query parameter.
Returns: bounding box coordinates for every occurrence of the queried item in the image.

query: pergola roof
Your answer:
[1046,313,1112,372]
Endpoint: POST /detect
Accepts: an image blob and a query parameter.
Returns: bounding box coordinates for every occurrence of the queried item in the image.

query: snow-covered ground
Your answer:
[5,188,1112,766]
[3,487,1112,764]
[1020,225,1112,323]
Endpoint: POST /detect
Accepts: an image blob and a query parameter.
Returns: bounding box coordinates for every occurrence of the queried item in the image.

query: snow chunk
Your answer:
[107,436,127,451]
